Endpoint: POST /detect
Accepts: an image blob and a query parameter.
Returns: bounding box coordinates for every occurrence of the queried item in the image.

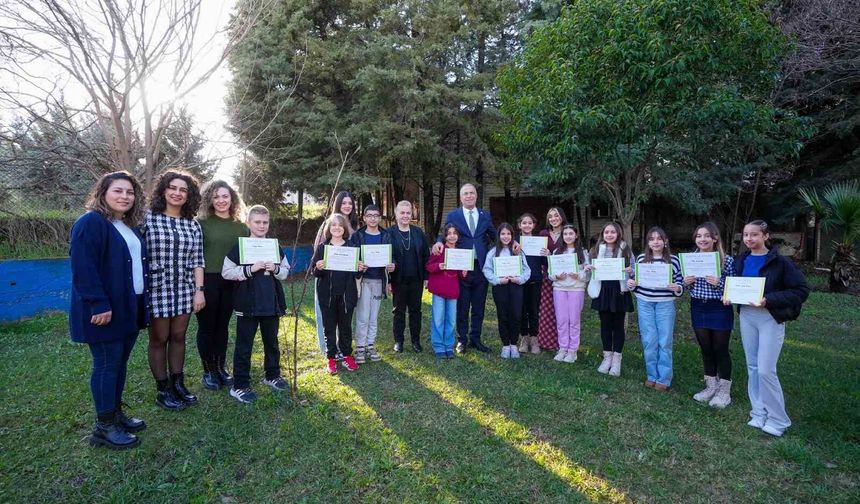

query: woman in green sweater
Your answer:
[196,180,248,390]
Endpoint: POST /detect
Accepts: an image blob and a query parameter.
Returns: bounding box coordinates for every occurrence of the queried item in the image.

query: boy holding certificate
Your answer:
[313,214,367,375]
[221,205,291,404]
[350,204,395,363]
[482,223,531,359]
[728,220,808,437]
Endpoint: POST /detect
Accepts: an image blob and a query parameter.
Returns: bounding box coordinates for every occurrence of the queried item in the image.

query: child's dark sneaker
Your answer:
[354,346,366,364]
[342,355,358,371]
[327,358,338,375]
[367,344,381,362]
[435,352,446,359]
[263,376,288,392]
[229,387,257,404]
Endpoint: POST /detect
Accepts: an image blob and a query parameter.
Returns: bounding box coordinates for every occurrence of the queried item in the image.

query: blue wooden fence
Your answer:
[0,245,314,323]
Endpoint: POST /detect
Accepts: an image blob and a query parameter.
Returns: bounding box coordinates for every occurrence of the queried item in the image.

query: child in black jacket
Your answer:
[727,220,809,437]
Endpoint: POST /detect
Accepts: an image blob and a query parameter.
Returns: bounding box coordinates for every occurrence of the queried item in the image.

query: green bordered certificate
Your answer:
[635,262,672,289]
[724,277,766,305]
[443,248,475,271]
[323,245,359,272]
[493,256,523,277]
[591,257,625,281]
[680,252,721,278]
[361,244,392,268]
[548,254,579,276]
[520,236,548,257]
[238,237,281,265]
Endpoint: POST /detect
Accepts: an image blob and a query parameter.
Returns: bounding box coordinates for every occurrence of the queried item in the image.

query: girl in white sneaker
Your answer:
[549,225,590,363]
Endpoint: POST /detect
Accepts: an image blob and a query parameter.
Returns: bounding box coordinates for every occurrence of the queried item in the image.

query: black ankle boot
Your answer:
[216,366,233,387]
[116,404,147,433]
[155,379,185,411]
[171,373,198,405]
[90,411,140,450]
[201,372,221,390]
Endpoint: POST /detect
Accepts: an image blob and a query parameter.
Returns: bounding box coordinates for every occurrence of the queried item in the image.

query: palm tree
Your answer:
[799,181,860,293]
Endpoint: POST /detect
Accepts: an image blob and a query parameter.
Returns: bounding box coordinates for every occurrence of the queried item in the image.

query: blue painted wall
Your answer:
[0,245,315,323]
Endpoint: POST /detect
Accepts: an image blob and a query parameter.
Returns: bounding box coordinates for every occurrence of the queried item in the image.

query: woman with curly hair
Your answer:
[70,171,148,449]
[144,170,205,410]
[195,179,248,391]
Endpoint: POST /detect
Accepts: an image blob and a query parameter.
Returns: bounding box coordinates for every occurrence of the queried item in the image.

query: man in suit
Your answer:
[431,184,496,353]
[389,200,430,353]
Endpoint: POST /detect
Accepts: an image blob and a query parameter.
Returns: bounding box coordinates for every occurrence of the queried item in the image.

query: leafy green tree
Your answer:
[799,181,860,292]
[498,0,809,240]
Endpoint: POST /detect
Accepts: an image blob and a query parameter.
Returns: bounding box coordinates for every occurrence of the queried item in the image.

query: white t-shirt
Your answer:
[113,220,144,295]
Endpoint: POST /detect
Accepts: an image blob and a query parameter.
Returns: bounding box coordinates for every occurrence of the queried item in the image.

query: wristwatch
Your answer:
[196,286,205,292]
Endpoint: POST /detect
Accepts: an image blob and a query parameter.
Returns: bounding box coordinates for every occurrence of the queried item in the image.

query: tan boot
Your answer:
[693,376,719,403]
[530,337,541,354]
[597,351,612,374]
[708,379,732,409]
[518,336,530,353]
[608,352,622,377]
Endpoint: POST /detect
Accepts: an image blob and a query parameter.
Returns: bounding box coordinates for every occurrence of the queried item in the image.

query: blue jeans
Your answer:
[87,332,138,415]
[637,299,676,386]
[431,295,457,354]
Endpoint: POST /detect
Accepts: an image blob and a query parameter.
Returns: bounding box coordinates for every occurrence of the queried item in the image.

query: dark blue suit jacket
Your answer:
[69,211,150,344]
[438,207,497,268]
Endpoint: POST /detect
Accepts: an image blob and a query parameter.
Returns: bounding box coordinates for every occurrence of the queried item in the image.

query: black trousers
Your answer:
[599,311,627,352]
[457,267,489,345]
[233,315,280,389]
[392,277,423,345]
[520,281,540,336]
[493,283,524,346]
[321,295,354,359]
[196,273,235,372]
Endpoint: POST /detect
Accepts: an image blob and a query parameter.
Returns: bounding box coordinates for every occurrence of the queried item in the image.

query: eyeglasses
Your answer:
[364,214,381,218]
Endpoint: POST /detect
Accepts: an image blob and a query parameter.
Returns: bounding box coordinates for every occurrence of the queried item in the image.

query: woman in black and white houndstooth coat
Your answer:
[144,170,205,411]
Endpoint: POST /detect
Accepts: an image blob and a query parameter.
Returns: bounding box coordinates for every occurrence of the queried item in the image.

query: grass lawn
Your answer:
[0,279,858,503]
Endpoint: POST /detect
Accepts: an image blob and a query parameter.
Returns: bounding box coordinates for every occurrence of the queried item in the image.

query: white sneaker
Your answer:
[501,346,511,359]
[554,349,566,361]
[510,345,521,359]
[597,351,612,373]
[747,416,766,429]
[563,350,577,363]
[761,424,784,437]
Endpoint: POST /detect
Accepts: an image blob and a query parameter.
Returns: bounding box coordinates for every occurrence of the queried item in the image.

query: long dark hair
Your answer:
[643,226,672,263]
[545,206,568,231]
[517,212,538,235]
[198,179,245,221]
[693,221,727,268]
[441,222,460,245]
[332,190,358,231]
[493,222,517,257]
[150,170,201,219]
[591,221,630,265]
[554,224,586,264]
[85,171,145,227]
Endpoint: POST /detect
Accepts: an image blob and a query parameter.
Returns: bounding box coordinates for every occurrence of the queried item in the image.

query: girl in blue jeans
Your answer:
[627,227,683,390]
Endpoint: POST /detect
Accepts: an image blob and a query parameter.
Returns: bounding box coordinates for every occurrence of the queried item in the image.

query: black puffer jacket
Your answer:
[733,248,809,323]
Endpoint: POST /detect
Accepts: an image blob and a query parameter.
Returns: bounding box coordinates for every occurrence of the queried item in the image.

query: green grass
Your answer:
[1,282,858,503]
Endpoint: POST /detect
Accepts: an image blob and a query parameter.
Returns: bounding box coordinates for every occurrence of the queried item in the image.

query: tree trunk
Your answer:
[435,173,446,234]
[391,161,404,203]
[503,173,512,222]
[296,188,304,224]
[422,169,435,233]
[813,217,821,263]
[475,156,485,208]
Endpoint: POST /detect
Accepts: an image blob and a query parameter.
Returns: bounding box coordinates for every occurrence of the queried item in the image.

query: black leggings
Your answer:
[598,311,626,352]
[694,328,732,380]
[520,281,540,336]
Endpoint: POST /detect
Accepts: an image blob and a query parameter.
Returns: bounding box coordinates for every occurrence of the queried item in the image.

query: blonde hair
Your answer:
[246,204,270,220]
[323,213,351,241]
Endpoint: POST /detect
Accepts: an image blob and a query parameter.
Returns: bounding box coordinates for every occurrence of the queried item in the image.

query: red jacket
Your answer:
[426,245,461,300]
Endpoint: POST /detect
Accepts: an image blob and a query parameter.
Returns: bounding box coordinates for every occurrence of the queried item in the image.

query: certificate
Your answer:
[724,277,766,305]
[493,256,523,278]
[361,244,392,268]
[443,248,474,271]
[548,254,579,276]
[520,236,548,257]
[591,257,625,281]
[635,263,672,289]
[680,252,721,278]
[323,245,359,272]
[238,237,281,265]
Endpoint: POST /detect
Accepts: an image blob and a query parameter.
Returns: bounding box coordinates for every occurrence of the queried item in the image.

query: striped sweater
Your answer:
[632,254,684,302]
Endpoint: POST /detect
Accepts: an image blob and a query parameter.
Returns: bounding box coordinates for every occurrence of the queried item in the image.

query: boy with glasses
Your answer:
[349,205,395,362]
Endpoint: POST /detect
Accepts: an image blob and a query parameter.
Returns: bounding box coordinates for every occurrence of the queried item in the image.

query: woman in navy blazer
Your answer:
[70,171,150,450]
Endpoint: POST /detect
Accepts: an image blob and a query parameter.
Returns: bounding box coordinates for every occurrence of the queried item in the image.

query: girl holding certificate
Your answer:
[584,222,635,377]
[536,207,567,352]
[426,224,467,358]
[313,213,366,375]
[516,213,544,354]
[683,222,735,408]
[483,223,531,359]
[627,227,683,390]
[549,225,590,363]
[728,220,809,437]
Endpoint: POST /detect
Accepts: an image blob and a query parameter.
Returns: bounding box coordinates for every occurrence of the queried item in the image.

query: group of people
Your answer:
[69,172,809,452]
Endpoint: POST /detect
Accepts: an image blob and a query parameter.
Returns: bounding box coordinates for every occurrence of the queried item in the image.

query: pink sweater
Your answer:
[426,246,461,300]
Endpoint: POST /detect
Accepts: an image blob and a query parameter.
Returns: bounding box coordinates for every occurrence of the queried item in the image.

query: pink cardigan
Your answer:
[426,246,461,300]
